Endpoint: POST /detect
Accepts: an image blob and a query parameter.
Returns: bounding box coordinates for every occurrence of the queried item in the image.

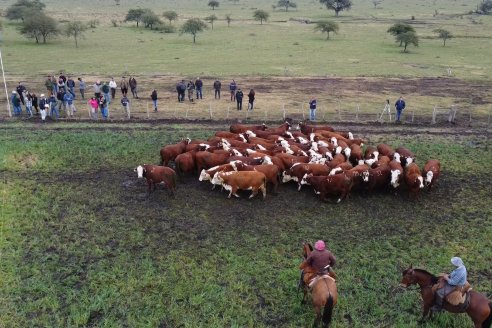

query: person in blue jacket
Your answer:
[395,96,406,123]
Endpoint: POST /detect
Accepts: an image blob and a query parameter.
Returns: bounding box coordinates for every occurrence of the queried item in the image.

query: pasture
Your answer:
[1,120,491,327]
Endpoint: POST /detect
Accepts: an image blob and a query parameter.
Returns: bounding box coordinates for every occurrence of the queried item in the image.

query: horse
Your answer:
[299,242,338,328]
[400,265,492,328]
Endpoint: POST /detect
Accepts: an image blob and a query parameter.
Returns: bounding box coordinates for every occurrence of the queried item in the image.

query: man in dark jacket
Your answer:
[176,80,186,102]
[195,77,203,99]
[16,83,26,105]
[151,89,158,112]
[11,91,22,116]
[129,76,138,98]
[66,77,76,98]
[213,80,221,99]
[229,80,237,101]
[395,96,406,123]
[235,89,244,110]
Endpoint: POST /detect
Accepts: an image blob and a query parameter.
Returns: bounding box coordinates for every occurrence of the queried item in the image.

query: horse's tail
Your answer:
[482,302,492,328]
[322,293,334,327]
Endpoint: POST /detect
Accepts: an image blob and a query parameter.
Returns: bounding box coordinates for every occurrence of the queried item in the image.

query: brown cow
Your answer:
[136,164,177,196]
[215,131,248,142]
[195,151,230,173]
[261,155,286,171]
[349,144,364,166]
[212,171,267,199]
[395,146,415,167]
[298,121,335,134]
[282,163,330,191]
[328,162,354,175]
[226,156,263,165]
[233,161,281,193]
[362,164,391,191]
[252,122,291,138]
[160,138,191,166]
[377,143,395,158]
[198,163,236,189]
[423,159,441,191]
[404,163,424,198]
[300,173,353,203]
[344,164,370,189]
[274,153,310,169]
[373,155,391,168]
[175,150,197,176]
[230,123,267,134]
[389,160,404,189]
[326,154,347,169]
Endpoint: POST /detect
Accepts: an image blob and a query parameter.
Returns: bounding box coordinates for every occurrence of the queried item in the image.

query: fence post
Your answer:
[209,103,213,120]
[355,104,359,121]
[146,102,149,119]
[282,104,286,120]
[431,106,436,124]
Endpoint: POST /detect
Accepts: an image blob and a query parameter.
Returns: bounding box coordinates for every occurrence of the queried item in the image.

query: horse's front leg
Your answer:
[301,287,308,305]
[419,302,432,323]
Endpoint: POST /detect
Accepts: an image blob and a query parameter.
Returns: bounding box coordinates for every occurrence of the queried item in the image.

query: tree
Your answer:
[205,14,218,30]
[433,28,452,47]
[142,10,162,30]
[396,31,418,52]
[125,8,146,28]
[180,18,207,43]
[225,14,232,27]
[114,0,120,5]
[65,21,87,48]
[319,0,352,16]
[6,0,45,22]
[20,12,58,43]
[253,10,269,24]
[387,23,415,46]
[372,0,382,9]
[478,0,492,14]
[314,20,339,40]
[208,0,220,10]
[277,0,297,11]
[163,10,178,24]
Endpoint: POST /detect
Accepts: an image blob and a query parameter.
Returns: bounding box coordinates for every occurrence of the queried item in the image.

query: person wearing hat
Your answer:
[300,240,337,288]
[102,82,111,105]
[433,257,468,311]
[38,94,48,114]
[40,104,49,121]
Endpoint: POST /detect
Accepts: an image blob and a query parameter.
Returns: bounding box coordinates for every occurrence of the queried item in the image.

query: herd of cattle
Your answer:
[136,121,441,202]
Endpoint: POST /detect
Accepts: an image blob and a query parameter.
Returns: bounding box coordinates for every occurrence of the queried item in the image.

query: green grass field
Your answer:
[1,121,491,327]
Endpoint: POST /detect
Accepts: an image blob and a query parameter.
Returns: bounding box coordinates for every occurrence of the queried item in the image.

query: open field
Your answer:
[1,121,491,327]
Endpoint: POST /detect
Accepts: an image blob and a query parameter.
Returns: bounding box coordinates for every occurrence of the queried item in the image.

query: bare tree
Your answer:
[205,14,218,30]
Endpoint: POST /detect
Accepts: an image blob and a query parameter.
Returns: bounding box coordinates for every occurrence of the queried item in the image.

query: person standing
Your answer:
[25,92,33,117]
[229,80,237,101]
[49,94,59,119]
[38,94,48,114]
[129,76,138,98]
[88,97,99,119]
[93,80,102,99]
[102,82,111,105]
[11,91,22,116]
[395,96,406,123]
[57,89,66,113]
[51,76,59,94]
[177,80,186,102]
[109,78,117,100]
[247,89,255,111]
[16,83,26,105]
[40,104,48,122]
[45,76,54,96]
[151,89,158,112]
[121,95,130,119]
[309,97,317,121]
[31,93,39,115]
[213,79,221,99]
[187,80,195,102]
[99,94,108,119]
[63,91,75,117]
[57,77,66,93]
[235,88,244,110]
[78,78,86,100]
[195,77,203,99]
[66,77,76,98]
[120,76,129,97]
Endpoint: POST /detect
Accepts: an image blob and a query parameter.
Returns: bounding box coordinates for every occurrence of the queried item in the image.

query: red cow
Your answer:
[160,138,191,166]
[212,171,267,199]
[349,144,364,166]
[282,163,330,191]
[326,154,346,169]
[233,161,281,193]
[395,146,415,167]
[300,173,353,203]
[328,162,353,175]
[136,164,177,196]
[344,164,370,189]
[230,123,267,134]
[377,143,395,158]
[404,163,424,198]
[175,150,197,176]
[423,159,441,191]
[389,160,404,189]
[362,164,391,191]
[274,153,310,169]
[253,122,291,138]
[226,156,263,165]
[195,151,230,173]
[298,121,335,134]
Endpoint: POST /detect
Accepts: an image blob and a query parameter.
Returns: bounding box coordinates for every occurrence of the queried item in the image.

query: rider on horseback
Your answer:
[300,240,337,287]
[433,257,467,311]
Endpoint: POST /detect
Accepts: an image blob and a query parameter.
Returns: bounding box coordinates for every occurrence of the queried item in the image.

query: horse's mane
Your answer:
[413,268,439,284]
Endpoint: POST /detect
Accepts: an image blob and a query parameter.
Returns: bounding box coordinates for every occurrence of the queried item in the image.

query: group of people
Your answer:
[302,240,468,313]
[175,78,256,111]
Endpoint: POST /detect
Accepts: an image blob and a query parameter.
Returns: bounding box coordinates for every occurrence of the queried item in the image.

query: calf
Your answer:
[160,138,191,166]
[404,163,424,198]
[301,173,353,203]
[282,163,330,191]
[136,164,177,196]
[362,164,391,191]
[212,171,267,199]
[395,146,415,166]
[233,161,281,193]
[423,159,441,191]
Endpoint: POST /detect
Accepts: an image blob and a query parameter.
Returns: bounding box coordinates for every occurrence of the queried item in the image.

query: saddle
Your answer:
[306,265,337,289]
[432,276,472,306]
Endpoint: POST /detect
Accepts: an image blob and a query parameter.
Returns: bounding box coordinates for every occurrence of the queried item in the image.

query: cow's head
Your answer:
[309,133,315,142]
[185,137,191,144]
[330,137,338,146]
[393,152,401,163]
[136,165,145,178]
[406,157,414,166]
[199,143,210,151]
[362,170,370,182]
[373,151,379,161]
[300,173,312,185]
[282,170,294,183]
[231,149,242,157]
[285,131,294,140]
[344,147,351,159]
[199,169,211,181]
[230,160,242,171]
[390,169,401,188]
[358,159,365,166]
[239,134,247,143]
[365,158,377,167]
[326,152,333,161]
[418,176,424,189]
[245,130,256,138]
[335,146,342,155]
[425,171,434,186]
[211,171,226,186]
[262,156,273,165]
[310,142,319,152]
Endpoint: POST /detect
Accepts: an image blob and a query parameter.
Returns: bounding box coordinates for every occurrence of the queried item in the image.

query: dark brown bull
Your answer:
[175,150,197,176]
